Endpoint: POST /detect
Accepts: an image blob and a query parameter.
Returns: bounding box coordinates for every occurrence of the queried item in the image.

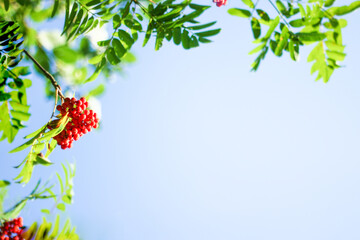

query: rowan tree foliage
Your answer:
[0,0,359,238]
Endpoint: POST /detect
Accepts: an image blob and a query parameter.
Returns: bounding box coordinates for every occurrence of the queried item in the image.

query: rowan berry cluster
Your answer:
[0,217,24,240]
[213,0,227,7]
[52,97,99,149]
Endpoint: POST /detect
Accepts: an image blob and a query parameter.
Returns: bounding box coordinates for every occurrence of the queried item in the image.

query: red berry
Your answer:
[0,218,24,240]
[51,97,99,149]
[213,0,227,7]
[74,134,80,141]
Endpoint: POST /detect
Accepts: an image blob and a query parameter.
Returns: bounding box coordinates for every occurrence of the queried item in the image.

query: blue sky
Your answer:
[1,1,360,239]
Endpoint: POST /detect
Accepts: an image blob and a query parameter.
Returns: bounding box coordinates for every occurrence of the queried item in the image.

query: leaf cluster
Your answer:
[0,20,31,143]
[23,215,79,240]
[0,180,55,222]
[10,115,69,184]
[229,0,360,82]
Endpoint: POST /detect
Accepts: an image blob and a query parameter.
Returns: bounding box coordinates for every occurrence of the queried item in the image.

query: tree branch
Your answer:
[23,49,65,100]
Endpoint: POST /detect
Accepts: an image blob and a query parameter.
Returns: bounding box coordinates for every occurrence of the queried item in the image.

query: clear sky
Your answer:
[1,1,360,240]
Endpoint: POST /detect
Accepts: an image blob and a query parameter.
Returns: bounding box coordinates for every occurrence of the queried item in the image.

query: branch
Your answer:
[23,49,65,100]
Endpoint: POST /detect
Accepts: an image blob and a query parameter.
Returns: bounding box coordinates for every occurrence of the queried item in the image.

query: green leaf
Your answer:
[155,30,165,51]
[4,0,9,11]
[325,41,345,52]
[62,195,72,204]
[122,52,136,63]
[51,0,60,18]
[10,110,30,121]
[24,125,46,139]
[9,101,30,112]
[274,26,289,56]
[308,42,333,83]
[34,155,53,166]
[57,173,64,194]
[297,32,326,42]
[112,14,121,29]
[328,2,360,16]
[195,29,221,38]
[97,39,111,47]
[88,84,105,97]
[0,103,17,143]
[86,0,100,7]
[251,18,261,39]
[264,17,280,39]
[156,6,183,21]
[49,215,60,238]
[106,47,121,65]
[298,3,306,17]
[88,54,104,65]
[289,19,305,28]
[325,0,336,7]
[187,21,217,30]
[41,209,51,214]
[62,2,79,35]
[33,142,45,153]
[326,50,346,61]
[57,203,66,211]
[85,60,105,83]
[143,20,154,47]
[189,3,210,11]
[45,140,57,158]
[181,30,190,49]
[0,92,11,101]
[256,9,270,22]
[228,8,251,18]
[9,135,39,153]
[65,0,70,21]
[249,43,266,55]
[66,8,84,40]
[38,118,69,142]
[275,0,286,13]
[0,180,10,188]
[112,38,127,58]
[0,187,7,213]
[288,40,298,61]
[118,29,134,49]
[173,27,181,45]
[3,199,27,220]
[190,36,199,48]
[242,0,255,8]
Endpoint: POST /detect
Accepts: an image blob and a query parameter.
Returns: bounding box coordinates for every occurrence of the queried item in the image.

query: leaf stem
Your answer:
[23,49,65,100]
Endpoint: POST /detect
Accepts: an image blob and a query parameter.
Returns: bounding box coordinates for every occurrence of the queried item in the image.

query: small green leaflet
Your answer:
[0,180,10,188]
[228,8,251,18]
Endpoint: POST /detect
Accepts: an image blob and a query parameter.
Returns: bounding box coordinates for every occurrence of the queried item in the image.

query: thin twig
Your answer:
[23,49,65,100]
[251,0,260,17]
[51,89,59,118]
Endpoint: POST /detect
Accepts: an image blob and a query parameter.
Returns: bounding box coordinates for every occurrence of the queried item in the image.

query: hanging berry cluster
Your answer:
[51,97,99,150]
[213,0,227,7]
[0,217,24,240]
